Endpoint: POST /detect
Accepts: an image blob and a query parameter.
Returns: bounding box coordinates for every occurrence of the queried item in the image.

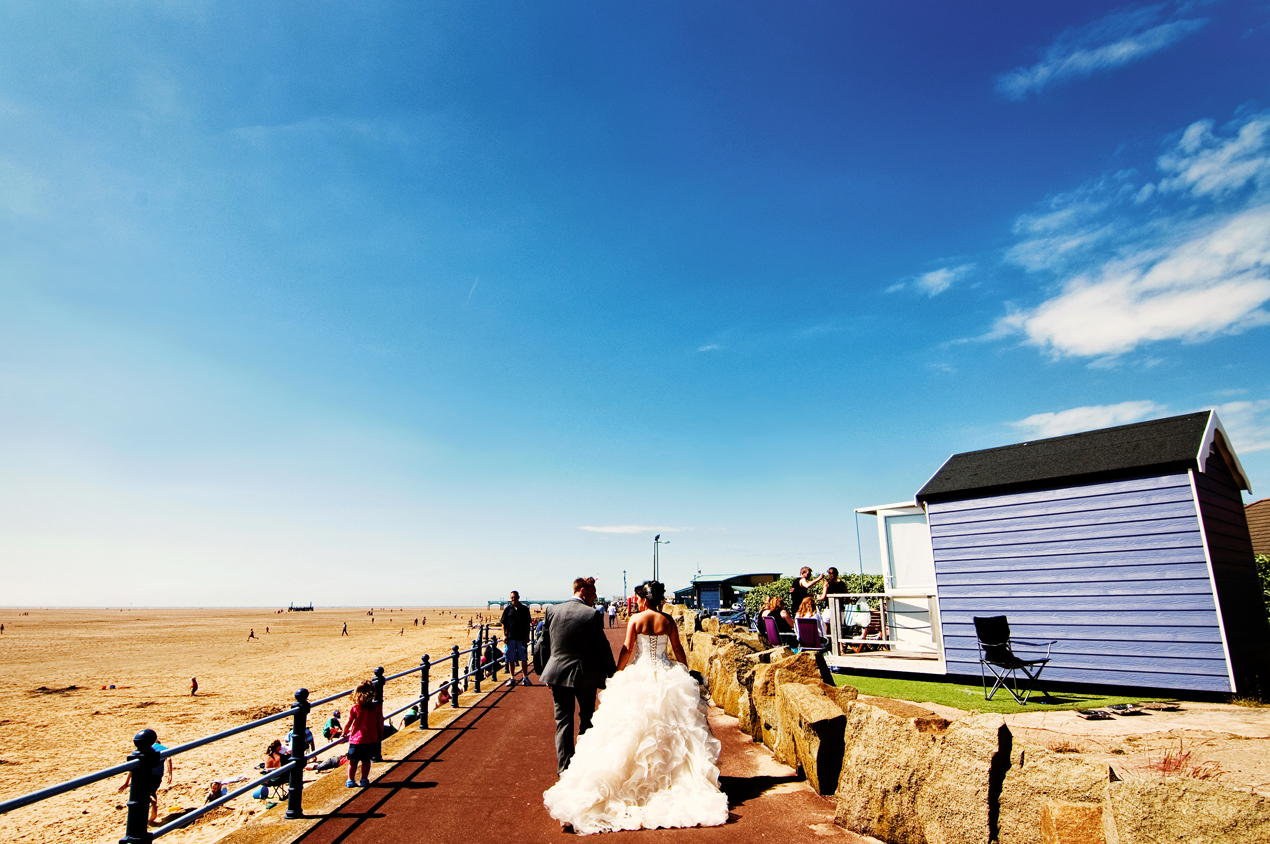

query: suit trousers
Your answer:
[550,682,598,775]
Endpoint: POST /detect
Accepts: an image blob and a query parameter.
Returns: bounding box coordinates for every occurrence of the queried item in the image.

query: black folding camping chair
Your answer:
[973,615,1055,704]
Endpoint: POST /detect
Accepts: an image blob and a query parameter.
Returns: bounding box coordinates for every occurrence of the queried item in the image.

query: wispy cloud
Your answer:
[577,525,688,534]
[1009,396,1270,453]
[890,263,974,296]
[697,344,720,352]
[916,264,974,296]
[996,4,1207,101]
[1214,399,1270,453]
[996,110,1270,358]
[1011,400,1167,438]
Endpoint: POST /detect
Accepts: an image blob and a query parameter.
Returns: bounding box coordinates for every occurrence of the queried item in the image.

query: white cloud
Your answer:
[697,344,720,352]
[996,5,1207,100]
[917,264,974,296]
[577,525,687,533]
[1156,115,1270,199]
[996,110,1270,358]
[1011,400,1167,439]
[1000,205,1270,357]
[1214,399,1270,453]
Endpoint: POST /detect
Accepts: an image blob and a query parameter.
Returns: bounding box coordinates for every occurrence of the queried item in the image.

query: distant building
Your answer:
[1247,498,1270,556]
[690,573,781,612]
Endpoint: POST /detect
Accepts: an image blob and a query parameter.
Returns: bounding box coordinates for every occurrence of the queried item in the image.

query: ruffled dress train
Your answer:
[542,634,729,835]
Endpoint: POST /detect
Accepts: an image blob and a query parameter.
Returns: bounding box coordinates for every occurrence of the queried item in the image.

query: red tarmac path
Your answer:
[295,624,873,843]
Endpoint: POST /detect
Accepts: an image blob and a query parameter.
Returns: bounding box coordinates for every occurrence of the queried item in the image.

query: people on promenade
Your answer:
[796,596,818,618]
[116,737,173,826]
[500,590,533,687]
[343,680,383,788]
[607,602,617,627]
[790,567,826,612]
[818,566,848,602]
[760,595,796,645]
[535,577,616,775]
[543,580,728,834]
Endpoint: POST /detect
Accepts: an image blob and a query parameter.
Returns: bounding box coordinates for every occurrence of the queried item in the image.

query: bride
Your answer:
[543,580,729,835]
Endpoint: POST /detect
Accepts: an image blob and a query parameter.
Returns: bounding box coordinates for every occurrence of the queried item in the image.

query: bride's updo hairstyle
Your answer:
[635,580,666,607]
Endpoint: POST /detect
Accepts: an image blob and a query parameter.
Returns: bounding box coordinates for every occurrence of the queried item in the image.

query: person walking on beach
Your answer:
[247,628,257,641]
[535,577,616,774]
[190,677,198,696]
[117,738,174,826]
[341,622,348,636]
[500,591,533,687]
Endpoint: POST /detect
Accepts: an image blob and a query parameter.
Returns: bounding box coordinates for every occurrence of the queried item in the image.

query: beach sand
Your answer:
[0,606,512,844]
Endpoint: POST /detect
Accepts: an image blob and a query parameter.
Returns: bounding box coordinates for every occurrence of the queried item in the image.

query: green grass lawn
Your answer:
[830,671,1171,715]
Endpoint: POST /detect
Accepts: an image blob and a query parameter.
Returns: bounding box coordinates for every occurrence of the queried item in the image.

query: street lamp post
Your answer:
[653,534,669,582]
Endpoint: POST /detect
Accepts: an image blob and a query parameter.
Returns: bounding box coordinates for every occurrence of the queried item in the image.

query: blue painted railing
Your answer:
[0,623,529,843]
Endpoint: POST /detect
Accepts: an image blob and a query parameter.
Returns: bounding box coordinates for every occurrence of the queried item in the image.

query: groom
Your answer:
[536,576,617,774]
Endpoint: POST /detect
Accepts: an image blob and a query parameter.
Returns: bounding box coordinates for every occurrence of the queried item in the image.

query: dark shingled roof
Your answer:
[916,411,1213,503]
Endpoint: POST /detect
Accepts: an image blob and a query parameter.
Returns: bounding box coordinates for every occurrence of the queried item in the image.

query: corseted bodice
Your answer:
[632,633,673,669]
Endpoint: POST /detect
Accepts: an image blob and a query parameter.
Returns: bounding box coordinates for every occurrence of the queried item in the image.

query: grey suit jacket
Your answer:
[537,598,617,688]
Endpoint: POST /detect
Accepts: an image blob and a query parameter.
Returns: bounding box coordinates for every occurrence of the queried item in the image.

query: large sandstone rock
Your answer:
[1041,802,1105,844]
[777,683,847,794]
[999,743,1109,844]
[701,615,720,634]
[704,639,757,717]
[1102,778,1270,844]
[834,698,946,844]
[722,629,766,653]
[914,714,1005,844]
[752,652,823,747]
[688,632,720,677]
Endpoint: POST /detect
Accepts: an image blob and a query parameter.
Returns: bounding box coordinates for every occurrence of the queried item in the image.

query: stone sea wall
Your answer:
[670,607,1270,844]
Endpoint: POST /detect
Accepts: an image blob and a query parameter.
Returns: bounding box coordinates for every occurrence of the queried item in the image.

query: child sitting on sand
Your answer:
[342,681,382,788]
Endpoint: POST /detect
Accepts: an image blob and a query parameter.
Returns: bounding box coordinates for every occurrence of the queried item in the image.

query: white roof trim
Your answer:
[854,501,920,514]
[1198,410,1253,494]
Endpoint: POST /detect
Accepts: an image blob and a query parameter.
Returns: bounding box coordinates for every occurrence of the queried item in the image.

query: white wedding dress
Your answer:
[543,633,730,835]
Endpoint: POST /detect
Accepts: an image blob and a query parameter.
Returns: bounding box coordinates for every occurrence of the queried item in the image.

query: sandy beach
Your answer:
[0,606,513,844]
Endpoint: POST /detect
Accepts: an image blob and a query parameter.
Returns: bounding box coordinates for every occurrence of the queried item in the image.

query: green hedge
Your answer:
[1258,554,1269,617]
[741,572,885,616]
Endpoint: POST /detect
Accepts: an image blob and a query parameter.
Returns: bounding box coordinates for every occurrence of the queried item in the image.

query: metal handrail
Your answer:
[0,622,511,842]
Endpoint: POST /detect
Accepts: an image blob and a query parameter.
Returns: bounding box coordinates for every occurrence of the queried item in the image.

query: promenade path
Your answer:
[293,624,873,843]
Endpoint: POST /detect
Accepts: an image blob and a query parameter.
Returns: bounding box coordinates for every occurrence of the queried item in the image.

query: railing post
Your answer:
[450,644,460,708]
[372,666,385,704]
[120,729,157,844]
[419,654,430,729]
[490,634,500,683]
[285,689,309,819]
[474,626,483,693]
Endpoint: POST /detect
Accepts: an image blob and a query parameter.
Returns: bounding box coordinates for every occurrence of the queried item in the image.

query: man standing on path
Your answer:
[607,602,617,628]
[500,591,533,687]
[535,577,616,775]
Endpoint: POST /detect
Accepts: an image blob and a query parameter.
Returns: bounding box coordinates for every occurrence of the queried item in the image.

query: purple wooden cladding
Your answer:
[927,472,1234,693]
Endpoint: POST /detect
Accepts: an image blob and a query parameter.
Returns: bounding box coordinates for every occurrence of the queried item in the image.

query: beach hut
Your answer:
[914,410,1268,694]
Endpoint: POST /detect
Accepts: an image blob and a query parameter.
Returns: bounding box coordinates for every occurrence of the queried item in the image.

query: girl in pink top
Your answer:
[343,681,382,787]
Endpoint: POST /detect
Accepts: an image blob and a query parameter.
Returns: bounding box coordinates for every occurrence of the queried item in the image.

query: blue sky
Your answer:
[2,1,1269,606]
